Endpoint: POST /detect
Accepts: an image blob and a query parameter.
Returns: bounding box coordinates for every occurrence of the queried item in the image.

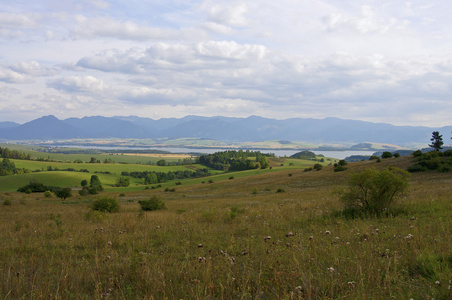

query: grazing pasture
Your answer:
[0,155,451,299]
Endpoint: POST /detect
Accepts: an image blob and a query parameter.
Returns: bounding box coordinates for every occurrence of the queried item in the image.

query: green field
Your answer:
[1,152,450,299]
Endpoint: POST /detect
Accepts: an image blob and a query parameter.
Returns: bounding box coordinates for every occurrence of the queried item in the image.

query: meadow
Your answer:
[0,154,451,299]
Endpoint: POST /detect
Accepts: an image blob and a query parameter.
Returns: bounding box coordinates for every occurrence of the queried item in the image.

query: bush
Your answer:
[339,167,410,215]
[313,163,322,171]
[91,197,119,213]
[407,164,427,173]
[412,150,423,157]
[334,166,347,172]
[115,177,130,187]
[44,190,52,198]
[382,151,393,159]
[55,187,72,200]
[276,188,285,193]
[138,196,166,211]
[3,198,11,206]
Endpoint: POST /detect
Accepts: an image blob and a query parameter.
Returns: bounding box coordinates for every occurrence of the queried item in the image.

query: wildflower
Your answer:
[156,226,161,229]
[324,230,331,235]
[327,267,334,272]
[107,241,112,246]
[348,281,355,287]
[197,244,204,248]
[295,286,302,291]
[435,280,440,286]
[197,257,206,263]
[285,232,295,237]
[404,234,414,240]
[264,236,271,241]
[309,236,314,240]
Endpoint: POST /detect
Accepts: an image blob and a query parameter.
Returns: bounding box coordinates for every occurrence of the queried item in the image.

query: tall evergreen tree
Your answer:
[429,131,444,151]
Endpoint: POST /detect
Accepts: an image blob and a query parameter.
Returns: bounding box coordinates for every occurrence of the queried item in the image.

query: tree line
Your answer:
[122,168,211,184]
[197,150,272,171]
[0,147,32,160]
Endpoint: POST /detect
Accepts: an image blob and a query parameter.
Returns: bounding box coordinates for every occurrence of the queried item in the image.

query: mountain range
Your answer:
[0,115,450,146]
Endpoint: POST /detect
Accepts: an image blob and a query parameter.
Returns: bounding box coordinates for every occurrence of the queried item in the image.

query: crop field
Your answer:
[0,154,451,299]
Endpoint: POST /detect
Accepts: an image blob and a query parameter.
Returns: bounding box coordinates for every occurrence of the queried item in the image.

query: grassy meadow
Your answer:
[0,154,451,299]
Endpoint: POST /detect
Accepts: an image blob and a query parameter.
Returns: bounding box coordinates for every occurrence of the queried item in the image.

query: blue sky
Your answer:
[1,0,452,127]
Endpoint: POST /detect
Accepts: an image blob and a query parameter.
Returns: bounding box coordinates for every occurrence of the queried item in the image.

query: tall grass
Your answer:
[0,156,451,299]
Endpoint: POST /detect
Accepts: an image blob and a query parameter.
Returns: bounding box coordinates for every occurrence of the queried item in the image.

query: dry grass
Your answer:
[0,156,451,299]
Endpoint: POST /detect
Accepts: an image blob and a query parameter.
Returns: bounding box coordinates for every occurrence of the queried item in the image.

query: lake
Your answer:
[58,145,376,160]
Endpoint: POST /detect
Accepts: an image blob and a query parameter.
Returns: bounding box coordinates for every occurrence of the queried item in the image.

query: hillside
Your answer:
[0,154,451,299]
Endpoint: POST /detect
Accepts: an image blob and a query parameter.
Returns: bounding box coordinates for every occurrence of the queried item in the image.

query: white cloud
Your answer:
[2,0,452,127]
[71,15,206,41]
[0,68,33,84]
[323,5,407,34]
[0,12,41,29]
[48,75,107,94]
[201,1,249,27]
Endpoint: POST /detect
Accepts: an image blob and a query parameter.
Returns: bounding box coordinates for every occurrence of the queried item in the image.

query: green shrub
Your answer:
[276,188,285,193]
[44,190,52,198]
[438,165,450,173]
[382,151,393,159]
[313,163,322,171]
[138,196,166,211]
[3,199,12,206]
[79,188,90,196]
[412,150,423,157]
[91,197,119,213]
[55,187,72,200]
[407,164,427,173]
[339,167,410,215]
[115,177,130,187]
[334,166,347,172]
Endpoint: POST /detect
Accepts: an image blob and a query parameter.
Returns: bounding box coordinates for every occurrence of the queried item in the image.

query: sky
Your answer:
[1,0,452,127]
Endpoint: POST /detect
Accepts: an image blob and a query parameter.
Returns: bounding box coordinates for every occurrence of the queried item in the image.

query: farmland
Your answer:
[0,149,451,299]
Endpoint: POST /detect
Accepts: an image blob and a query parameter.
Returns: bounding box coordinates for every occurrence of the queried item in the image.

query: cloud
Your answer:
[201,1,249,27]
[48,75,107,94]
[0,68,32,84]
[71,15,205,41]
[0,12,41,29]
[323,5,407,34]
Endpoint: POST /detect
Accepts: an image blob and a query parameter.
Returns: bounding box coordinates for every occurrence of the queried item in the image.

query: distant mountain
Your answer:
[0,115,85,140]
[0,121,19,129]
[0,114,450,146]
[64,116,151,138]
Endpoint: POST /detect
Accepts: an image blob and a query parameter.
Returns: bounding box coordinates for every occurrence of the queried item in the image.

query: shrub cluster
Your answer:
[138,196,166,211]
[407,150,452,173]
[339,167,410,215]
[91,197,119,213]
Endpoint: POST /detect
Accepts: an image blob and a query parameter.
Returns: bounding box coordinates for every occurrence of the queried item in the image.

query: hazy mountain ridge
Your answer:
[0,115,450,146]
